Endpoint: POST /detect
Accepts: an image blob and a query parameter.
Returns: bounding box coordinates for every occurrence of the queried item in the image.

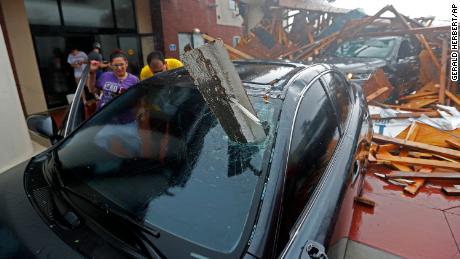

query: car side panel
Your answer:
[280,74,369,258]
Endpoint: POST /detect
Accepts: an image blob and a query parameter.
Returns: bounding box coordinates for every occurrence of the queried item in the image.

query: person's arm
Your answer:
[87,60,100,93]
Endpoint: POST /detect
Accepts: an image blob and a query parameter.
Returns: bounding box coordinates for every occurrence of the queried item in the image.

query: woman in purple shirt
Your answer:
[87,50,139,110]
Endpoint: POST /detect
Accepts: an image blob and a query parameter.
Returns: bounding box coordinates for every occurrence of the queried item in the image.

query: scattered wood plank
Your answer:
[445,90,460,107]
[376,154,460,170]
[373,134,460,159]
[363,69,393,103]
[354,196,376,207]
[404,167,432,194]
[446,139,460,150]
[400,98,438,109]
[399,91,438,101]
[387,171,460,179]
[370,111,440,120]
[442,187,460,196]
[439,38,448,104]
[366,87,389,102]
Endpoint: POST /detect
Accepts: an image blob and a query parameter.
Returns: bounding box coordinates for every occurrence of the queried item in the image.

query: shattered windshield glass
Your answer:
[332,37,397,58]
[55,81,280,252]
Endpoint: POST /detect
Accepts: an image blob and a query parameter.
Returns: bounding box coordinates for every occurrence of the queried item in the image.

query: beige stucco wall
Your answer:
[135,0,155,65]
[1,0,47,115]
[0,24,33,172]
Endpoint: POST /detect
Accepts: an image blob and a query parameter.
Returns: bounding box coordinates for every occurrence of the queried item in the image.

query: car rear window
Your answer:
[56,82,280,252]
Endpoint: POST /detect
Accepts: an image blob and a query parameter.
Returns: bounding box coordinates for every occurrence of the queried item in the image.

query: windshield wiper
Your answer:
[49,151,164,258]
[61,185,164,258]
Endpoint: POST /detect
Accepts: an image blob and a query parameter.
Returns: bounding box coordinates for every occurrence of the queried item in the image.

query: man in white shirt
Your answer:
[67,47,88,85]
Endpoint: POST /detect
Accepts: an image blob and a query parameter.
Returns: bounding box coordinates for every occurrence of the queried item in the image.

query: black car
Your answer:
[318,36,421,97]
[0,61,371,259]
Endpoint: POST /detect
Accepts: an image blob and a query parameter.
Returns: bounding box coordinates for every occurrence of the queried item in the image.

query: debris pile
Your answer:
[202,3,458,197]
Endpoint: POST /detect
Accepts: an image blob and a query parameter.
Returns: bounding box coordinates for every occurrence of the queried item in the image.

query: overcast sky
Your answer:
[331,0,452,25]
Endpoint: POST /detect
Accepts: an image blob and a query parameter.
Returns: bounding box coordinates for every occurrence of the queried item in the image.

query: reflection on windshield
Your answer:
[56,82,279,252]
[333,38,396,58]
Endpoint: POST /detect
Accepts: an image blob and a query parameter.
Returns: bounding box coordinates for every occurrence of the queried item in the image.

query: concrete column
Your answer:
[0,24,33,172]
[1,0,47,115]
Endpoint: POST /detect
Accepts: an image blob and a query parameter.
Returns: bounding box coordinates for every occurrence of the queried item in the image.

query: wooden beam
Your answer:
[201,34,254,59]
[370,111,440,120]
[399,91,438,101]
[366,87,389,102]
[446,90,460,107]
[388,5,441,72]
[373,134,460,159]
[376,154,460,170]
[446,139,460,150]
[386,171,460,179]
[439,38,448,104]
[354,26,450,38]
[442,187,460,196]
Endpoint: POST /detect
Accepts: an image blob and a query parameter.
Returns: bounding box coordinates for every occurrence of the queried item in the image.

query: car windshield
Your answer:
[333,37,397,58]
[55,79,280,253]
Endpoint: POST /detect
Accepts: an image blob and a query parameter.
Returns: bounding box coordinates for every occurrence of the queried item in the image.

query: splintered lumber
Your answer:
[405,167,432,195]
[355,26,450,38]
[182,39,265,143]
[370,111,440,120]
[446,139,460,150]
[363,69,393,102]
[366,87,389,102]
[354,196,376,207]
[397,122,460,148]
[373,134,460,159]
[445,90,460,107]
[442,187,460,196]
[439,38,448,104]
[201,34,254,60]
[386,171,460,180]
[375,154,460,170]
[399,91,438,101]
[400,98,438,109]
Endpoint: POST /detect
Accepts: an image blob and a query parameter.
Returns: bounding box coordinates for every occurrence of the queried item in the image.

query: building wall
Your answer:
[215,0,243,27]
[0,23,33,172]
[160,0,242,59]
[1,0,47,115]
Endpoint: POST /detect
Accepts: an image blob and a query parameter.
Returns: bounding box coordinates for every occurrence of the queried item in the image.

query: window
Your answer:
[114,0,136,29]
[333,37,397,58]
[321,72,352,130]
[178,33,204,56]
[61,0,114,28]
[229,0,237,11]
[24,0,61,25]
[56,83,278,253]
[233,36,241,47]
[282,80,340,233]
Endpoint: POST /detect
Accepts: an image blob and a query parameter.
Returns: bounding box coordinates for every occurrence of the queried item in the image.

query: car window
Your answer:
[333,37,397,58]
[321,72,352,130]
[56,82,281,253]
[281,80,340,234]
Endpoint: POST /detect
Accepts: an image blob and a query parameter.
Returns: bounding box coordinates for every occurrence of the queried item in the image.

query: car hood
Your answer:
[0,159,82,259]
[316,57,388,74]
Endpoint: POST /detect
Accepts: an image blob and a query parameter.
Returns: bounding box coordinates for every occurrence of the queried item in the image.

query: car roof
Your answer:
[151,60,333,100]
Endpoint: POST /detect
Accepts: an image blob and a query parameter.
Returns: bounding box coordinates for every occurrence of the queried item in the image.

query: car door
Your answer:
[57,65,90,137]
[280,71,370,258]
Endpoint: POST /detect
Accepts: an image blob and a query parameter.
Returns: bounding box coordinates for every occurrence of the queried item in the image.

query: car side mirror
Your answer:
[27,114,59,144]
